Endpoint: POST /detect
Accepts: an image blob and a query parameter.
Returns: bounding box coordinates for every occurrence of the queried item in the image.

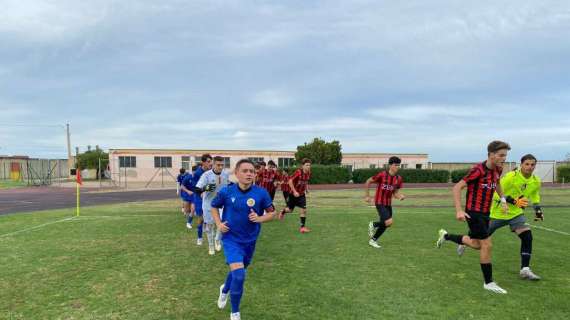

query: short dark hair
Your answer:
[301,158,311,165]
[521,154,537,163]
[213,156,224,162]
[236,158,254,170]
[201,154,213,162]
[487,141,511,154]
[388,156,401,165]
[268,160,276,166]
[179,168,186,174]
[258,161,266,166]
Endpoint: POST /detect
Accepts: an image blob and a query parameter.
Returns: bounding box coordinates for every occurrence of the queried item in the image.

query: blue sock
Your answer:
[187,215,193,224]
[222,271,232,294]
[230,268,245,313]
[197,223,203,239]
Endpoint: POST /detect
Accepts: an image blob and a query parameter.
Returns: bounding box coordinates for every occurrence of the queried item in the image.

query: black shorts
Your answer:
[288,194,307,210]
[375,205,393,222]
[466,211,491,240]
[269,189,276,201]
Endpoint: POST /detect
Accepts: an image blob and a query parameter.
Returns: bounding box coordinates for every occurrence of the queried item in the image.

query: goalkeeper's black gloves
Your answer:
[204,183,217,192]
[534,205,544,221]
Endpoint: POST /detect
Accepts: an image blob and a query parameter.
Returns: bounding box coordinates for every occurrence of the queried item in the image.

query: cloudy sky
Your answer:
[1,1,569,162]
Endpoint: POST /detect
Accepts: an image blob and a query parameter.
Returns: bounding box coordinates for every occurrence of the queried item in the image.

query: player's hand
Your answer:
[217,222,229,233]
[293,191,300,198]
[456,210,470,222]
[249,209,261,223]
[514,197,529,208]
[398,194,406,201]
[364,195,371,204]
[534,206,544,221]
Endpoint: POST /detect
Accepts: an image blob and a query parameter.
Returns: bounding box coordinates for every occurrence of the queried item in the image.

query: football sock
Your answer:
[222,271,232,294]
[300,217,306,227]
[480,263,493,284]
[445,234,463,244]
[197,222,203,239]
[372,224,386,241]
[230,268,246,313]
[519,230,533,269]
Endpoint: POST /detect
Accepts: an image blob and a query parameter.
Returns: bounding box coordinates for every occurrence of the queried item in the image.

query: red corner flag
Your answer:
[76,168,82,185]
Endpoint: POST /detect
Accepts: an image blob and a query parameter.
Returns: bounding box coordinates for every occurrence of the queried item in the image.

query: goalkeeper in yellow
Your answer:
[458,154,544,280]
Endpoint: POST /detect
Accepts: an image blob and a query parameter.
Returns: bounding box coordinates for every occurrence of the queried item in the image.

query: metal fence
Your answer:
[0,158,70,186]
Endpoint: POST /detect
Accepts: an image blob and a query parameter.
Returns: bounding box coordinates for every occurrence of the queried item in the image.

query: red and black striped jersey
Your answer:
[463,161,503,214]
[258,169,278,194]
[289,169,310,195]
[255,169,265,186]
[372,171,403,206]
[280,172,290,193]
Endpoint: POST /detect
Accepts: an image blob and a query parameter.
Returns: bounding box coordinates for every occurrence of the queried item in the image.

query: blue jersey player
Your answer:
[212,159,275,320]
[189,154,213,246]
[176,168,188,214]
[180,170,195,228]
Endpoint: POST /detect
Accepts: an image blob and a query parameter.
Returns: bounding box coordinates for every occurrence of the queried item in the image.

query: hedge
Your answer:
[557,166,570,183]
[450,169,470,183]
[283,165,351,184]
[352,169,450,183]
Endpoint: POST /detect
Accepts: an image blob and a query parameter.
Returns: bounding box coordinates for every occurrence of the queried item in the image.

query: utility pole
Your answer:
[66,123,73,170]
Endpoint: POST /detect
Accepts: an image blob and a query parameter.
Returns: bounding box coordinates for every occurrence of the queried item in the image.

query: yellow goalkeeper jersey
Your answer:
[490,169,541,220]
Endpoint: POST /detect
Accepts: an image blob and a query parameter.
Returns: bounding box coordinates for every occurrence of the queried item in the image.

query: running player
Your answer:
[189,154,213,246]
[436,141,511,294]
[278,159,312,233]
[196,156,231,255]
[177,168,188,214]
[365,156,405,248]
[212,159,275,320]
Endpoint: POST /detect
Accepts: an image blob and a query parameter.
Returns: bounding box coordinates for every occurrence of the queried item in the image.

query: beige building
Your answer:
[108,149,430,183]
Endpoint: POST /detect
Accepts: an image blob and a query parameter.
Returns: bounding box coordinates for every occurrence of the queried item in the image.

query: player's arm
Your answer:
[495,182,509,213]
[364,177,375,203]
[211,191,229,232]
[453,180,469,221]
[180,179,193,195]
[249,192,276,223]
[288,175,299,197]
[393,189,405,201]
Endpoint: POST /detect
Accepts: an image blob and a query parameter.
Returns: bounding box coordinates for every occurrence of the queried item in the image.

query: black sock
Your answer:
[300,217,306,227]
[372,224,386,241]
[444,234,464,245]
[519,230,533,269]
[480,263,493,284]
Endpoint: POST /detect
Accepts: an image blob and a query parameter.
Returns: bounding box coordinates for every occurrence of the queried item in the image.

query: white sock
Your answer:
[206,224,215,250]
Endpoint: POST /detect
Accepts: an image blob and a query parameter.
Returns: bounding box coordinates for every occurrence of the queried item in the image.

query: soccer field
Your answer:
[1,188,569,319]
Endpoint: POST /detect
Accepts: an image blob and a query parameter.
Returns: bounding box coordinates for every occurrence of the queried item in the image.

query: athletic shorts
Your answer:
[489,214,528,235]
[288,194,307,210]
[375,205,393,221]
[181,192,194,203]
[223,239,257,267]
[282,191,290,204]
[269,189,276,201]
[466,211,491,240]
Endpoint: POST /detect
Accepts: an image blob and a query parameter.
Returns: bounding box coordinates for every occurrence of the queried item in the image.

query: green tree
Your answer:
[77,146,108,176]
[295,138,342,165]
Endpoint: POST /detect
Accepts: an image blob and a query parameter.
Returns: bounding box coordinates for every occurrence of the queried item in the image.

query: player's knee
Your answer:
[231,268,246,283]
[384,219,393,227]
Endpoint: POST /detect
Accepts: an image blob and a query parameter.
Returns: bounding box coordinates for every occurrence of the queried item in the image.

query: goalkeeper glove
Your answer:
[514,196,529,209]
[204,183,217,192]
[534,205,544,221]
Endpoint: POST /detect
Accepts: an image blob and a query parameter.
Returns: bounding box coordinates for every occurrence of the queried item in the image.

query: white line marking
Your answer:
[0,217,76,238]
[529,224,570,236]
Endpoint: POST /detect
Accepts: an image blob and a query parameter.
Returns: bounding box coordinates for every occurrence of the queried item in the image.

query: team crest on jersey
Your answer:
[247,198,256,207]
[521,184,527,191]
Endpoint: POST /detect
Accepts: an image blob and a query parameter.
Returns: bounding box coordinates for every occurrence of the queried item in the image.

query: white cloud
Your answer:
[251,89,293,109]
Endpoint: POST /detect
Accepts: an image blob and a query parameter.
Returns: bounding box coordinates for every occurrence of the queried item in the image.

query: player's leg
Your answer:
[511,215,540,280]
[218,239,250,320]
[471,213,506,293]
[298,195,310,233]
[195,206,204,246]
[370,206,392,247]
[278,192,292,220]
[203,210,216,255]
[215,209,223,251]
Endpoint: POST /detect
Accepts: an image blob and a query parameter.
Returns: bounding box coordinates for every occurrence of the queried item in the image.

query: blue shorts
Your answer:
[223,239,257,267]
[194,201,203,216]
[181,192,194,203]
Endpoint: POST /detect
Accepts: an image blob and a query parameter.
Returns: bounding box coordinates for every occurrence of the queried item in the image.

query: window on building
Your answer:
[181,156,191,170]
[343,164,353,172]
[401,164,408,169]
[416,164,422,169]
[278,157,295,168]
[119,156,136,168]
[222,157,231,168]
[248,157,265,164]
[154,156,172,168]
[370,164,376,169]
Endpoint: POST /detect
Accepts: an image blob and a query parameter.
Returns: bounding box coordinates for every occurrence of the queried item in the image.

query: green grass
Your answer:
[1,188,569,319]
[0,180,27,189]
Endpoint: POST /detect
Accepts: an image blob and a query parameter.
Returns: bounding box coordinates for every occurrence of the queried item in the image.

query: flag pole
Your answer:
[76,179,80,217]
